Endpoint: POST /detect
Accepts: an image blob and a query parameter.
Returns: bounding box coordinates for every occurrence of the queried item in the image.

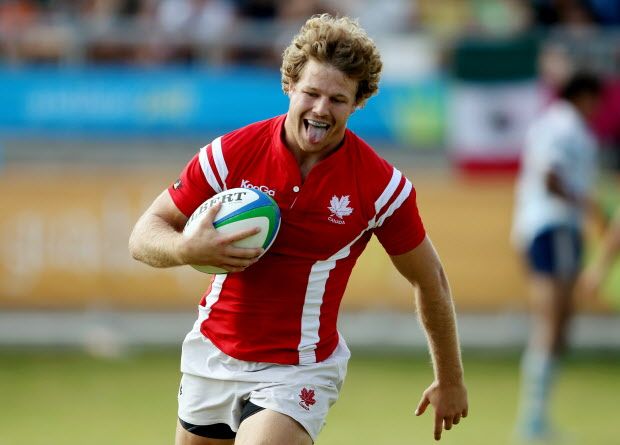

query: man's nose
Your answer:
[312,96,330,116]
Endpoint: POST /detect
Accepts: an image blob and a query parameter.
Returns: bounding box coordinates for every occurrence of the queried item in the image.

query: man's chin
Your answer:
[300,142,326,153]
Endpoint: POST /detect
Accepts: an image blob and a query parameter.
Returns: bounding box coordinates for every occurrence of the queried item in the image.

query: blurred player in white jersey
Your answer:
[511,71,602,442]
[130,13,468,445]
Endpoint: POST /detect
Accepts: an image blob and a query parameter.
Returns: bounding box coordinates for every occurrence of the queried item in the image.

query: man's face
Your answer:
[284,58,358,158]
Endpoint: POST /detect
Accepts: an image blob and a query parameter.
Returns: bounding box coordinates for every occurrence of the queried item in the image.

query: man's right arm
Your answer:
[128,190,262,272]
[128,190,190,268]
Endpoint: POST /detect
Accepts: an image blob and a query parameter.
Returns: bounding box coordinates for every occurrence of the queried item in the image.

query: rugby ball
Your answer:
[183,187,281,274]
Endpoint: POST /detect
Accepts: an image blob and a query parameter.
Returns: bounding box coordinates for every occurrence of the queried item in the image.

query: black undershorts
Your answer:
[179,401,265,439]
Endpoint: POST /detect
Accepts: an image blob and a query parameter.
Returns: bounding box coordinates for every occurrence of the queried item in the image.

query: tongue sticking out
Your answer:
[307,124,328,144]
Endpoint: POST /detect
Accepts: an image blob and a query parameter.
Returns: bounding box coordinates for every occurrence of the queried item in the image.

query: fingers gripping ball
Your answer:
[183,188,281,274]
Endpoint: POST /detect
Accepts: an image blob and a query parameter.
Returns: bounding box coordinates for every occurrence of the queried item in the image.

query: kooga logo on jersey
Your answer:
[240,179,276,196]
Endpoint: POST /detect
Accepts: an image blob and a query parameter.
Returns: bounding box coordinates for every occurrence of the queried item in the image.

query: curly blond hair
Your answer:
[281,14,382,107]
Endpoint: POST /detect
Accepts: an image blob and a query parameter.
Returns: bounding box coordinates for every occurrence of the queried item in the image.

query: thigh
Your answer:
[234,409,312,445]
[177,372,246,438]
[529,275,570,318]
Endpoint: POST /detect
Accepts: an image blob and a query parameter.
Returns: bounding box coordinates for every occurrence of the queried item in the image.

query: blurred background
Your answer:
[0,1,619,444]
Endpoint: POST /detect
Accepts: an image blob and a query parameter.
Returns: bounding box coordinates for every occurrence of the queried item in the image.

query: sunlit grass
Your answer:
[0,349,618,445]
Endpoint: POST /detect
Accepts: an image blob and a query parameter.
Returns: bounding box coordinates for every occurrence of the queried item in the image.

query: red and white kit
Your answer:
[169,114,426,365]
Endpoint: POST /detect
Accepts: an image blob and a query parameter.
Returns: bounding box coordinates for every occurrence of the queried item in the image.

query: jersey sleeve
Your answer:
[167,148,217,218]
[534,136,565,172]
[525,119,568,176]
[372,176,426,256]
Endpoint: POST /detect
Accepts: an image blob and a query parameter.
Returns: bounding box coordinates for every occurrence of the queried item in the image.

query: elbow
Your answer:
[417,264,451,298]
[127,227,143,262]
[128,244,140,262]
[437,265,450,293]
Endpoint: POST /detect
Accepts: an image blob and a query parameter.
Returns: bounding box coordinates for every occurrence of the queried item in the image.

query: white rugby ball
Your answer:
[183,187,281,274]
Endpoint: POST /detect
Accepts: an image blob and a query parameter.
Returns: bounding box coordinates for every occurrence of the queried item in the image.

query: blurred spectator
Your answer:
[416,0,474,39]
[230,0,336,66]
[80,0,144,64]
[278,0,334,22]
[186,0,238,65]
[417,0,531,38]
[326,0,417,35]
[227,0,279,65]
[155,0,236,40]
[236,0,277,19]
[0,0,39,31]
[530,0,597,28]
[157,0,193,33]
[0,0,42,62]
[532,0,620,27]
[272,0,338,62]
[0,0,618,72]
[153,0,238,65]
[470,0,533,35]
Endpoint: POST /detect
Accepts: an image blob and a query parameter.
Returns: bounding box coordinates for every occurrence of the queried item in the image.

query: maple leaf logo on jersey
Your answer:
[299,388,316,410]
[328,195,353,224]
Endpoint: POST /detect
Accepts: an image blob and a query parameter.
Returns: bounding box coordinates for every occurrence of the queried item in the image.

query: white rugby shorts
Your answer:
[178,309,351,441]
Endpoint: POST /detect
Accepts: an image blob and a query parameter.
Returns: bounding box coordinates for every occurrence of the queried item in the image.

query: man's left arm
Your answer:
[390,236,468,441]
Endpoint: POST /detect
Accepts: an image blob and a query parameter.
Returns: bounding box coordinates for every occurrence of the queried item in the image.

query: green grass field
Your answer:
[0,349,618,445]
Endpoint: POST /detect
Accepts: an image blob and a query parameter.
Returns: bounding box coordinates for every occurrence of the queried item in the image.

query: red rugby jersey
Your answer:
[169,114,426,365]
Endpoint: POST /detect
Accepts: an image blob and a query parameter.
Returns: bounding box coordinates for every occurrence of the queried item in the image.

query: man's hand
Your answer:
[179,202,264,272]
[415,380,469,441]
[577,265,605,301]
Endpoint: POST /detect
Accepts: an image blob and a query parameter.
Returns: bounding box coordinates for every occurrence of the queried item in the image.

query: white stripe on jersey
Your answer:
[211,137,229,190]
[298,259,337,364]
[297,172,408,364]
[297,232,366,364]
[374,167,402,214]
[199,145,224,193]
[376,179,412,227]
[203,275,227,319]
